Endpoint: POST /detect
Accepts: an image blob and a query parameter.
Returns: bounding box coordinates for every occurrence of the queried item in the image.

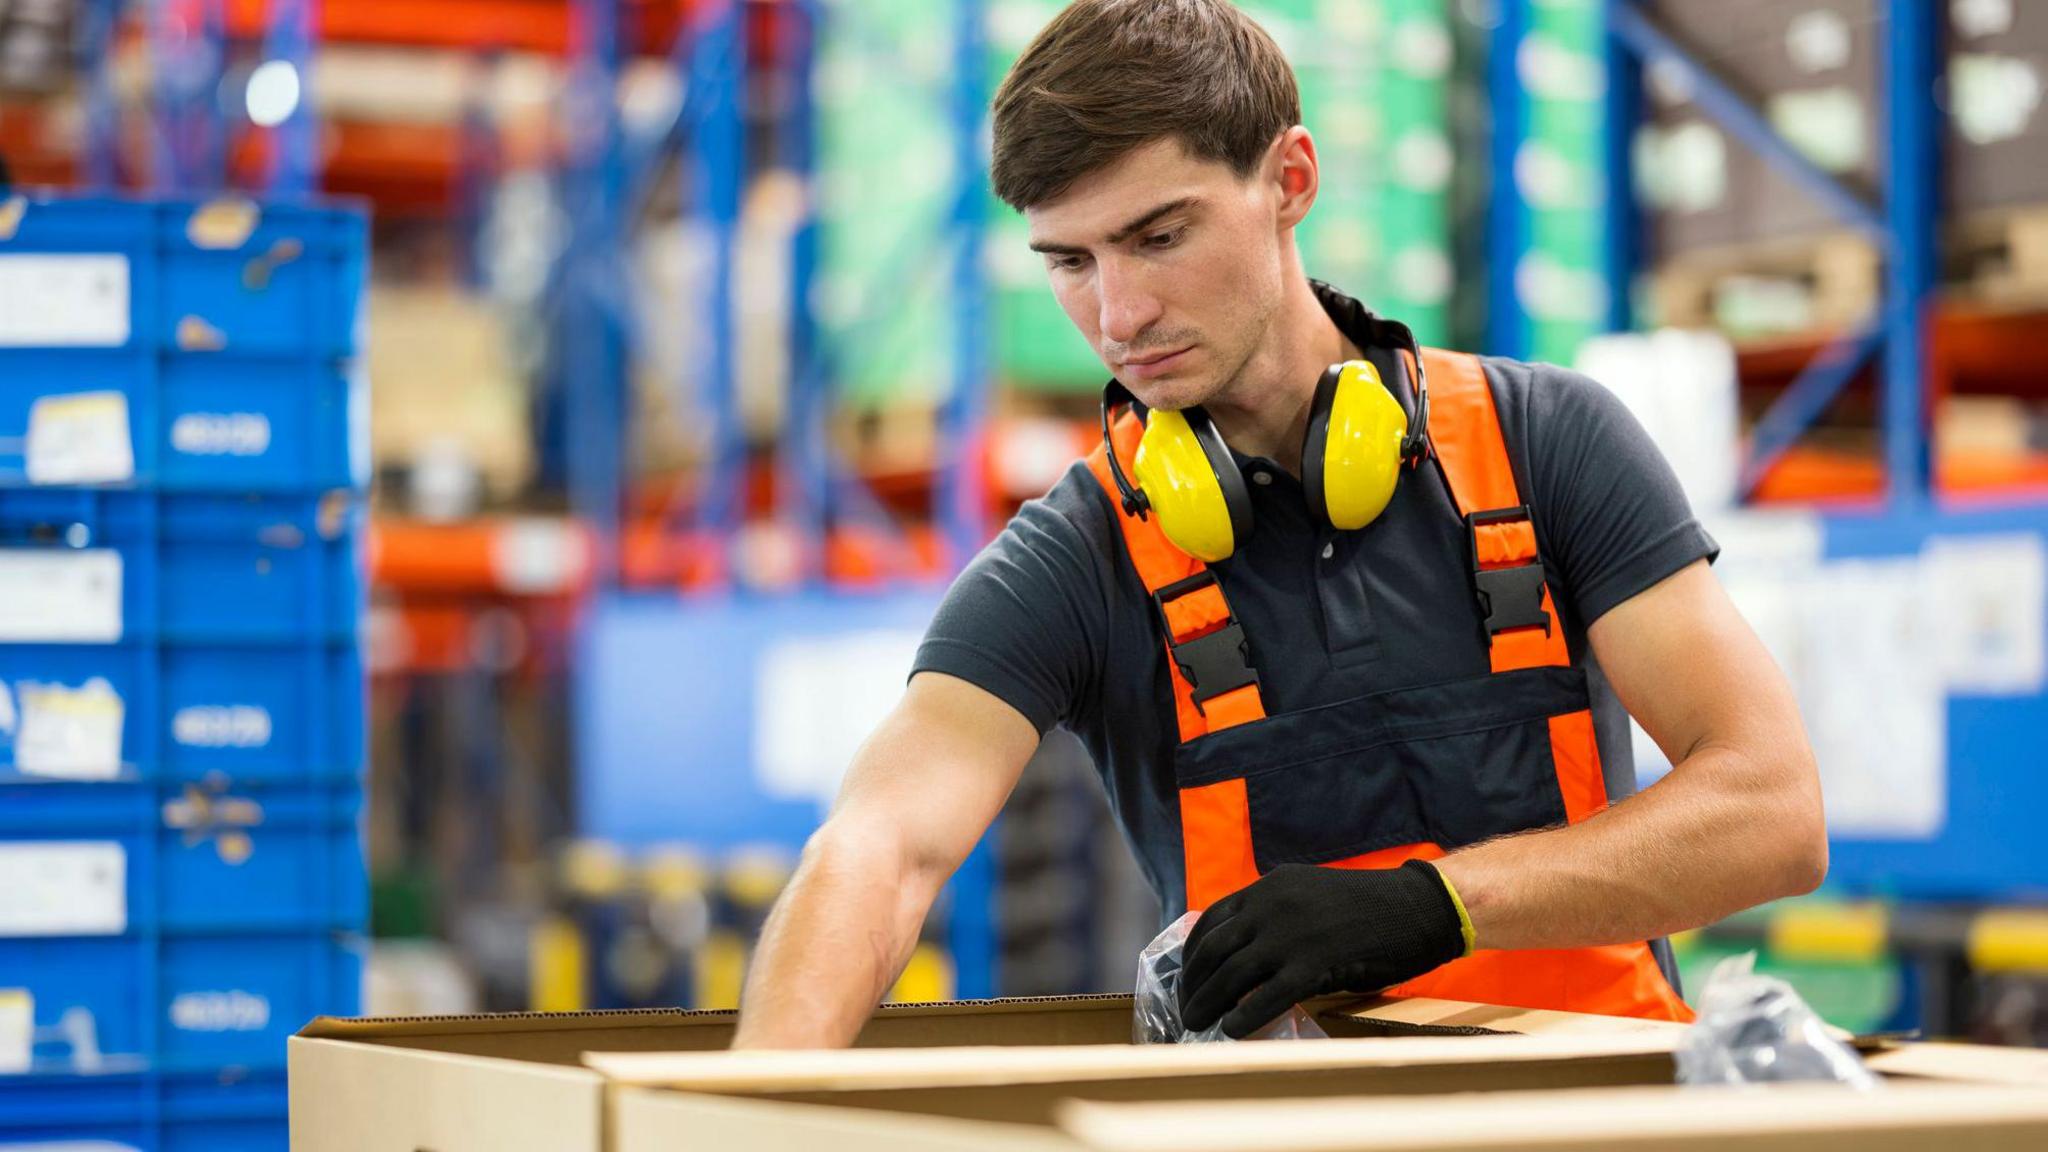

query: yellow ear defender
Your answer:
[1303,359,1409,531]
[1100,322,1431,562]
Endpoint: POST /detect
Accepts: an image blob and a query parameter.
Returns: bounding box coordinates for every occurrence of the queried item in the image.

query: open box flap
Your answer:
[580,1031,1686,1093]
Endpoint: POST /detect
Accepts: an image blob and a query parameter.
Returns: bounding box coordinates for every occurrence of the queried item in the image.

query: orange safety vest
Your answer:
[1084,347,1693,1023]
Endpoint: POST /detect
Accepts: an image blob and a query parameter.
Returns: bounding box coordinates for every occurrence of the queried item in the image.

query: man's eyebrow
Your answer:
[1106,196,1199,244]
[1027,196,1202,255]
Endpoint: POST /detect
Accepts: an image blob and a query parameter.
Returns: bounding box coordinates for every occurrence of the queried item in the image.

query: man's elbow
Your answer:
[1772,753,1829,898]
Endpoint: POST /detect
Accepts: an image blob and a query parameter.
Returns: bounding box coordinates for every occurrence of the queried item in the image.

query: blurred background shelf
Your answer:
[6,3,2048,1144]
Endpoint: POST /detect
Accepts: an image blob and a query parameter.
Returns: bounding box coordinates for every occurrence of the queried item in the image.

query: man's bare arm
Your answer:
[731,672,1039,1049]
[1435,560,1827,948]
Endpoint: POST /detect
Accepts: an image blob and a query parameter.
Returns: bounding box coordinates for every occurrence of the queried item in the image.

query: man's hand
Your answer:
[1177,861,1470,1038]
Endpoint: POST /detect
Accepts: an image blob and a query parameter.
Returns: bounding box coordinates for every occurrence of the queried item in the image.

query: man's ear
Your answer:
[1272,125,1318,230]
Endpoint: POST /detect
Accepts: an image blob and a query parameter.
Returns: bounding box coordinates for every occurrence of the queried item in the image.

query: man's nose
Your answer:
[1097,259,1164,348]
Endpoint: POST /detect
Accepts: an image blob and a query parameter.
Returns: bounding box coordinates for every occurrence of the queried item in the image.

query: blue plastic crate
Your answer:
[4,932,361,1073]
[0,195,367,493]
[0,643,363,785]
[0,488,361,644]
[0,351,362,494]
[0,1068,288,1151]
[0,782,365,933]
[0,197,364,361]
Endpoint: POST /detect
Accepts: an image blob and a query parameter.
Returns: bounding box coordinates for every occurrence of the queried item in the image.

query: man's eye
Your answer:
[1050,254,1088,271]
[1144,228,1186,250]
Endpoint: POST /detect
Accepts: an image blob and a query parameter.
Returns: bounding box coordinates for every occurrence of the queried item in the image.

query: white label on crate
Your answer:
[0,255,130,347]
[169,412,271,457]
[1800,558,1947,840]
[24,392,134,486]
[0,988,30,1073]
[0,550,123,643]
[15,679,124,780]
[0,842,126,936]
[755,630,923,810]
[1923,533,2047,696]
[172,705,273,749]
[168,990,270,1033]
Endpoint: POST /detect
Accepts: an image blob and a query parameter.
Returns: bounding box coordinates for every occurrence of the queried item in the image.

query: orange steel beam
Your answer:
[219,0,694,55]
[371,517,595,597]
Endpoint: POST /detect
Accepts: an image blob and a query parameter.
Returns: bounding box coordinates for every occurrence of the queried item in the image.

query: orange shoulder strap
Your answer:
[1084,408,1266,743]
[1416,348,1570,672]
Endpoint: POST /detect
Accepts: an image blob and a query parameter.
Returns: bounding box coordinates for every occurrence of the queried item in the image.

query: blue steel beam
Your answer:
[1601,0,1641,334]
[782,0,828,577]
[1485,0,1531,360]
[1738,321,1884,498]
[939,0,990,568]
[942,0,997,999]
[688,0,747,549]
[561,0,629,579]
[1880,0,1937,507]
[149,0,229,193]
[1609,0,1885,240]
[78,0,122,190]
[258,0,318,195]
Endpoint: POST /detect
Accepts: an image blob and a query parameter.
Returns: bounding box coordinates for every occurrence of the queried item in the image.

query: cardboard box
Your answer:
[289,994,2048,1151]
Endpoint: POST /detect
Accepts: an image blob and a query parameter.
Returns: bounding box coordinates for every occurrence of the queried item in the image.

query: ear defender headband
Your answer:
[1100,317,1431,563]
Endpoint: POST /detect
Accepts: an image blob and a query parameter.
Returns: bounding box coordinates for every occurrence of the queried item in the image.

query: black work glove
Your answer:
[1178,860,1469,1039]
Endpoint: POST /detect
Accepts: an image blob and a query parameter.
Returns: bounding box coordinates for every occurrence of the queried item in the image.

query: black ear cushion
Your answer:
[1184,406,1254,548]
[1301,364,1343,528]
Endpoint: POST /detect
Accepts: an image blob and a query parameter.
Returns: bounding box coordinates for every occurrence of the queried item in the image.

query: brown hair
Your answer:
[990,0,1301,212]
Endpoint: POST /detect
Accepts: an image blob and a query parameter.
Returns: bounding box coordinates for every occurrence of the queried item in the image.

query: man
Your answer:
[733,0,1824,1047]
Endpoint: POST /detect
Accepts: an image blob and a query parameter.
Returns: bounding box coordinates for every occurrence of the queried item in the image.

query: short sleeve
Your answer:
[911,465,1114,735]
[1518,362,1721,628]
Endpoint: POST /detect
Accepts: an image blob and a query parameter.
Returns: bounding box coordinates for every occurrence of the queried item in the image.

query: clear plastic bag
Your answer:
[1675,952,1880,1088]
[1132,911,1328,1044]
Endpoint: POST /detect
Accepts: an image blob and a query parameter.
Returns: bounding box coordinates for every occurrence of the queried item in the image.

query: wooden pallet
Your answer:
[1648,231,1882,337]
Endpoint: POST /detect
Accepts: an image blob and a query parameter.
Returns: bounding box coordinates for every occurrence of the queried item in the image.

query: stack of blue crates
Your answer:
[0,194,368,1150]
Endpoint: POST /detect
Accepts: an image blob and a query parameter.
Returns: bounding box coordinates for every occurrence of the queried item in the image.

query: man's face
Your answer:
[1026,138,1287,411]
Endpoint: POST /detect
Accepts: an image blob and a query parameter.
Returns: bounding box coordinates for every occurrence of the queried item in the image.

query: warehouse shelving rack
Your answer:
[564,0,995,588]
[1601,0,1937,504]
[1572,1,2048,1038]
[64,0,323,197]
[558,0,1000,998]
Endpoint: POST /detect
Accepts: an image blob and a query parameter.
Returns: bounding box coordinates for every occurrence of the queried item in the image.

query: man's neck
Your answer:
[1204,277,1361,477]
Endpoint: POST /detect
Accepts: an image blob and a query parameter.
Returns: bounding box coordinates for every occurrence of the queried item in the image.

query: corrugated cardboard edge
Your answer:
[293,993,1672,1043]
[297,992,1135,1040]
[581,1031,1682,1093]
[1055,1083,2048,1152]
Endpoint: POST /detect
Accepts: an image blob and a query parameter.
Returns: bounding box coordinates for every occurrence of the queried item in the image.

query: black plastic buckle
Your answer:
[1466,507,1552,640]
[1151,572,1260,711]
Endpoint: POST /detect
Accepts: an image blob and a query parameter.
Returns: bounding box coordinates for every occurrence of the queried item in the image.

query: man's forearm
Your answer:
[1435,741,1827,951]
[731,823,940,1049]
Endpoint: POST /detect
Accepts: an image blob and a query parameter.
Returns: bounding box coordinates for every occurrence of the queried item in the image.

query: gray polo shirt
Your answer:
[913,291,1719,919]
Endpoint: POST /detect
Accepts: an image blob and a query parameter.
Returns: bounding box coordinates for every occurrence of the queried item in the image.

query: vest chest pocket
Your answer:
[1173,666,1591,872]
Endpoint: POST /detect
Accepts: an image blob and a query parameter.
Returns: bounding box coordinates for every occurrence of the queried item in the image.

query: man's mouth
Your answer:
[1120,346,1194,379]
